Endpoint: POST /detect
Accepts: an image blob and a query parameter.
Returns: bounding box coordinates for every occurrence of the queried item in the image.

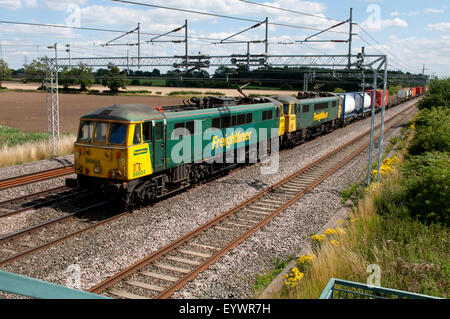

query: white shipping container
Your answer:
[337,93,356,114]
[398,89,407,99]
[355,93,371,112]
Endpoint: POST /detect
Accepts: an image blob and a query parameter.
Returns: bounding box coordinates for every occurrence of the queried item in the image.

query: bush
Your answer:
[376,151,449,225]
[401,152,450,225]
[333,88,346,93]
[419,78,450,110]
[167,90,202,96]
[409,107,450,155]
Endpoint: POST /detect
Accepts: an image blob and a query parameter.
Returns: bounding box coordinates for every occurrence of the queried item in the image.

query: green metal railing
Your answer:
[319,278,442,299]
[0,270,110,299]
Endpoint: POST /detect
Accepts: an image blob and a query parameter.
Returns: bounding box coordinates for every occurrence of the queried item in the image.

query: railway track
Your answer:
[0,186,84,219]
[0,200,130,266]
[89,104,418,299]
[0,165,75,191]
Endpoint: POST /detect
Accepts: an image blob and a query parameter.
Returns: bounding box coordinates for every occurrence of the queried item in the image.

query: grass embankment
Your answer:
[271,79,450,298]
[0,126,75,167]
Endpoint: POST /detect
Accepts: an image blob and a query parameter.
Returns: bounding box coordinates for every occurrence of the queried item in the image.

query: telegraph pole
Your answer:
[185,19,188,72]
[264,17,268,58]
[138,22,141,69]
[376,56,388,183]
[46,43,60,156]
[347,8,353,69]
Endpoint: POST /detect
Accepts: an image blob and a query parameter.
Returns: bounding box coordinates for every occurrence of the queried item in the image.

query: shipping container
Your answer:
[364,89,389,110]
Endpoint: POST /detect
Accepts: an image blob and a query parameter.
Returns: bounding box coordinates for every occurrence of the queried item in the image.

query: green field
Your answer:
[0,126,49,148]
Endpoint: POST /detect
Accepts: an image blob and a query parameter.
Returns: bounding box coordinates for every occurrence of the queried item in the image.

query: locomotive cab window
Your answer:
[94,122,108,144]
[133,124,142,145]
[77,121,94,142]
[303,104,310,113]
[108,123,128,145]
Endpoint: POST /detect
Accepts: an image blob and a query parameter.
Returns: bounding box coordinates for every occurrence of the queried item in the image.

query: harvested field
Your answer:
[0,91,184,133]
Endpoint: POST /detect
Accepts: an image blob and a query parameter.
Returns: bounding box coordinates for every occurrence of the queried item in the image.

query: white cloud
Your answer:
[427,22,450,32]
[23,0,37,7]
[41,0,88,11]
[388,34,450,68]
[0,0,22,10]
[389,10,419,17]
[424,8,445,14]
[362,17,408,31]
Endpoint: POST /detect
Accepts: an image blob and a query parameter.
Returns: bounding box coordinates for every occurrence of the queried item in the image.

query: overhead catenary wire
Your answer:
[355,24,419,74]
[238,0,344,22]
[110,0,348,34]
[0,20,248,43]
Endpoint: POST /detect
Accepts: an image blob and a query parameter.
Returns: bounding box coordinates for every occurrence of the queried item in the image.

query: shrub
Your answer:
[375,151,449,225]
[419,78,450,110]
[401,152,450,225]
[409,107,450,155]
[333,87,346,93]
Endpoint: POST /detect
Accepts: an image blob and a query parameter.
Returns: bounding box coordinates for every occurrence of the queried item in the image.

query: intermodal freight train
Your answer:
[66,86,425,206]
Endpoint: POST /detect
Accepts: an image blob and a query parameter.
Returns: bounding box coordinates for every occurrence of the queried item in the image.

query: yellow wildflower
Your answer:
[283,267,304,287]
[330,239,339,247]
[336,227,347,235]
[310,234,325,242]
[351,218,359,223]
[296,253,315,265]
[324,228,336,235]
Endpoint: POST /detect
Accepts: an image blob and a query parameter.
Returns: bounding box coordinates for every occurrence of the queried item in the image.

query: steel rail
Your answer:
[89,102,418,298]
[0,166,75,190]
[0,201,110,245]
[0,186,83,219]
[0,203,130,266]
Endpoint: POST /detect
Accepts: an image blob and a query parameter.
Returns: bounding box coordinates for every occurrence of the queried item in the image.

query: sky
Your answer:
[0,0,449,77]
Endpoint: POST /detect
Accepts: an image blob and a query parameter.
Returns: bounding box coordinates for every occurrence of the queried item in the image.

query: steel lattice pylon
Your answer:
[44,57,60,156]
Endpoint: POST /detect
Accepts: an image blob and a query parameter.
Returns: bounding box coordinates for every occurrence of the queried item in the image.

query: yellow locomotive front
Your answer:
[66,104,159,196]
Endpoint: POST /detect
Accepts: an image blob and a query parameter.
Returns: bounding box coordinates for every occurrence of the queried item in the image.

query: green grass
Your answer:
[167,90,203,96]
[253,257,294,296]
[340,182,363,204]
[363,213,449,297]
[0,126,49,148]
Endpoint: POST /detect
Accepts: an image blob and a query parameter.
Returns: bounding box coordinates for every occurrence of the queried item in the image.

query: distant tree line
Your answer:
[3,56,429,93]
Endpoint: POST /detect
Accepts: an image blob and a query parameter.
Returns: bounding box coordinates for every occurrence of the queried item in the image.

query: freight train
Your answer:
[66,86,426,207]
